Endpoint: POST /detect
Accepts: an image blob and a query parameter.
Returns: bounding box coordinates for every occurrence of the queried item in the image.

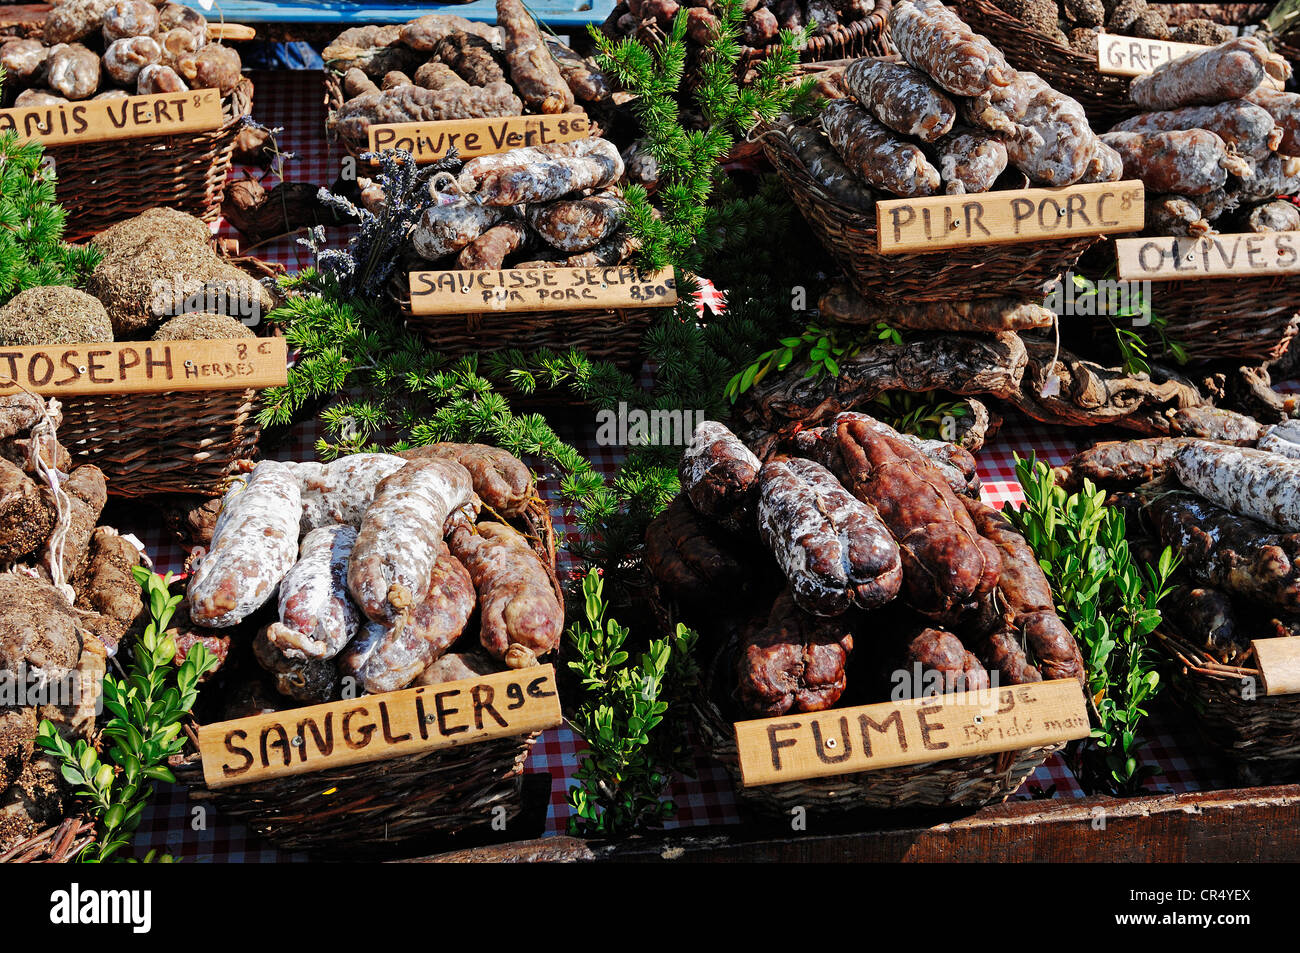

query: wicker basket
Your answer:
[53,251,281,500]
[763,119,1100,304]
[1156,628,1300,784]
[171,496,561,856]
[391,273,662,370]
[0,816,95,864]
[955,0,1140,129]
[693,625,1064,814]
[1139,277,1300,363]
[49,79,253,243]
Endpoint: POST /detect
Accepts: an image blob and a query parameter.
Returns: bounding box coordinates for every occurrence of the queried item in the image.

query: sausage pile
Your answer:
[183,445,564,707]
[991,0,1232,57]
[327,1,612,150]
[0,0,243,104]
[1054,421,1300,665]
[1100,37,1300,236]
[645,416,1083,718]
[789,0,1122,205]
[405,138,640,270]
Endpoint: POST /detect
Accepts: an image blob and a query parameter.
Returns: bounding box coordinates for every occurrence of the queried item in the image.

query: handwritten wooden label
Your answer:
[1115,231,1300,281]
[0,337,287,397]
[408,265,678,315]
[369,112,590,163]
[0,88,224,148]
[1253,639,1300,696]
[734,679,1089,787]
[875,181,1145,254]
[1097,33,1208,76]
[197,665,562,788]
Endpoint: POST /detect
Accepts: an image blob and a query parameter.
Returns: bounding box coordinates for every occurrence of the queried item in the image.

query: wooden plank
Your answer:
[1096,33,1209,76]
[0,337,286,397]
[207,23,257,41]
[369,112,591,163]
[875,181,1145,254]
[734,679,1090,788]
[1253,638,1300,696]
[408,266,678,315]
[1115,231,1300,281]
[0,88,224,148]
[405,784,1300,863]
[166,0,616,29]
[198,664,562,789]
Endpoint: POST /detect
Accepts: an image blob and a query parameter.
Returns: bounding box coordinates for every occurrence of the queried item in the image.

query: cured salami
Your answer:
[411,199,510,262]
[466,137,624,206]
[888,0,1014,97]
[819,281,1052,332]
[189,461,302,628]
[756,455,903,617]
[1246,200,1300,233]
[1130,36,1290,111]
[787,125,877,209]
[526,191,627,253]
[822,99,941,197]
[1173,442,1300,533]
[795,413,1001,623]
[933,127,1008,194]
[900,628,990,695]
[643,496,749,607]
[260,525,361,663]
[842,58,957,143]
[457,220,531,269]
[1244,86,1300,156]
[1101,129,1248,196]
[498,0,575,114]
[737,589,855,716]
[447,520,563,668]
[679,420,761,532]
[1111,100,1281,161]
[293,453,408,534]
[544,37,612,103]
[347,458,477,623]
[965,70,1096,185]
[435,32,507,86]
[398,442,534,517]
[339,547,476,693]
[332,83,523,142]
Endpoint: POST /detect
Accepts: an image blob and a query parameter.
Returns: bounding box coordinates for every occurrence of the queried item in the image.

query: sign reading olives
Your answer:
[0,338,287,397]
[368,112,590,163]
[408,265,678,315]
[197,665,563,788]
[875,181,1145,253]
[0,88,225,147]
[734,679,1090,787]
[1116,232,1300,280]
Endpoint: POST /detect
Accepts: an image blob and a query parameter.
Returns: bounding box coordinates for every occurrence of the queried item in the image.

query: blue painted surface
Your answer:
[179,0,613,28]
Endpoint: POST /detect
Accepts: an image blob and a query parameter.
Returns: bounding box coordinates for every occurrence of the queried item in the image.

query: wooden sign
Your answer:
[1097,33,1208,76]
[875,181,1145,254]
[197,665,562,788]
[0,88,224,148]
[734,679,1089,788]
[1115,231,1300,281]
[408,265,679,315]
[369,112,591,163]
[0,337,287,397]
[1253,638,1300,697]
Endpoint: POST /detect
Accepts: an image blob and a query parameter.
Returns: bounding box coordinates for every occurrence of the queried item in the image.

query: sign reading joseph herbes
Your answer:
[0,88,225,147]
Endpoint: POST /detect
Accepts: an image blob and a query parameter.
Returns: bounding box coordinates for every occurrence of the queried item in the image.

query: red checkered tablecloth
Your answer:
[118,69,1228,860]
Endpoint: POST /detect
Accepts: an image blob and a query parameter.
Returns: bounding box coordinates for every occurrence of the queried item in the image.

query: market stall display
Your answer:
[0,1,253,239]
[170,444,565,852]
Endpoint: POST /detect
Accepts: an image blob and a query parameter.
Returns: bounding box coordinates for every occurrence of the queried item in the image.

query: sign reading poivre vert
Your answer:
[875,181,1145,254]
[734,679,1090,787]
[0,88,224,147]
[0,338,286,397]
[1097,34,1208,76]
[197,665,562,788]
[408,266,678,315]
[369,112,590,163]
[1116,232,1300,281]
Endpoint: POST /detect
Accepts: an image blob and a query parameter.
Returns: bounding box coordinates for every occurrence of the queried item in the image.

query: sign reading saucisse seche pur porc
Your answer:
[0,88,225,148]
[875,181,1146,254]
[407,266,678,315]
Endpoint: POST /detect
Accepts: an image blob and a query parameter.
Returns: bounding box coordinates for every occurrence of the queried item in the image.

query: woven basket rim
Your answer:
[0,813,96,863]
[1156,627,1265,683]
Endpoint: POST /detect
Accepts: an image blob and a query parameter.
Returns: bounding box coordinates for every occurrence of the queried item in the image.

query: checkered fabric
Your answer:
[123,69,1234,860]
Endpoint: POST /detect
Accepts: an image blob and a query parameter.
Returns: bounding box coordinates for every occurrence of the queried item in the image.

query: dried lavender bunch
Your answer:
[307,147,460,300]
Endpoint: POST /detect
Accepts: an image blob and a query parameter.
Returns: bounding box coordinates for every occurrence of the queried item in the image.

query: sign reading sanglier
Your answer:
[197,665,563,788]
[0,88,225,147]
